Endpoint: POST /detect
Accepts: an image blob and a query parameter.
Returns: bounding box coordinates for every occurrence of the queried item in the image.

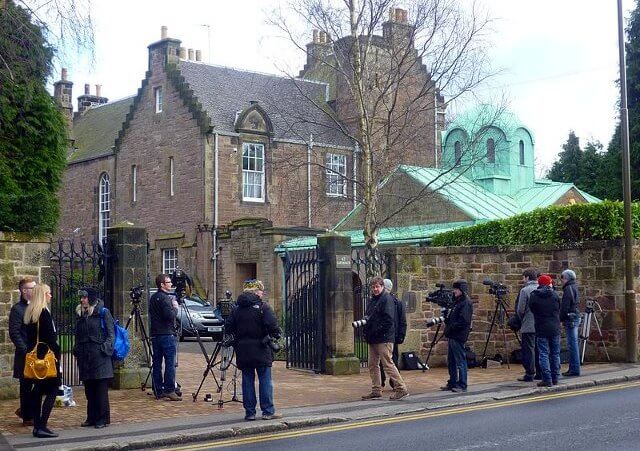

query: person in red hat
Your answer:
[528,274,561,387]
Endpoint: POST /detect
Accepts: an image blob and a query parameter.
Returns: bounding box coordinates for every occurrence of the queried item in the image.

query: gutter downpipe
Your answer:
[307,134,313,228]
[353,142,359,209]
[434,92,439,168]
[617,0,637,362]
[212,132,219,307]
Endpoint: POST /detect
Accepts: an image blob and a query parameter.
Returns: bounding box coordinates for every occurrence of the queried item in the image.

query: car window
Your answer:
[184,298,207,307]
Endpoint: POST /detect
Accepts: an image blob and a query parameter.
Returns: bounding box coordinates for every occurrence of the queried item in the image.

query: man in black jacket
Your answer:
[225,280,282,421]
[529,274,561,387]
[560,269,581,377]
[362,277,408,401]
[380,278,406,389]
[443,280,473,393]
[9,278,36,425]
[149,274,180,401]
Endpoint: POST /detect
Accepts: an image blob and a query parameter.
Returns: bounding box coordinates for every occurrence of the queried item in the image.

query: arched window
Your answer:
[519,140,525,165]
[486,138,495,163]
[99,173,111,243]
[454,141,462,165]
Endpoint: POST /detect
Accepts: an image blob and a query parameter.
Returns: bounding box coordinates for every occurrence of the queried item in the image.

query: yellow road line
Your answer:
[168,381,640,450]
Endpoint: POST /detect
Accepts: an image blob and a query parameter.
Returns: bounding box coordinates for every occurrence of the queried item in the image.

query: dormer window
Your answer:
[154,87,163,113]
[519,140,525,165]
[486,138,495,163]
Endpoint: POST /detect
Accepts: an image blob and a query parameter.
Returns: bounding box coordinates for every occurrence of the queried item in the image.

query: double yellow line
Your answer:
[168,381,640,450]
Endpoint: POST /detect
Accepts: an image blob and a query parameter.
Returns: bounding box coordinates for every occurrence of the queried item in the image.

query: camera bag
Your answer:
[401,352,427,370]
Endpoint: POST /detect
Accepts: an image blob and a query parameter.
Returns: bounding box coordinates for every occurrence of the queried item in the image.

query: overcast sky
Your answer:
[55,0,635,176]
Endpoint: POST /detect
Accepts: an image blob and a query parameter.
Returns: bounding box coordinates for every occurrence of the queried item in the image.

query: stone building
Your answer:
[55,12,442,303]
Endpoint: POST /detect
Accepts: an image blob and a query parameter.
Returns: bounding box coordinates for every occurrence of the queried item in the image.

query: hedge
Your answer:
[430,201,640,246]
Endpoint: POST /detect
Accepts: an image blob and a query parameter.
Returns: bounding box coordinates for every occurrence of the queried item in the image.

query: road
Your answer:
[163,382,640,451]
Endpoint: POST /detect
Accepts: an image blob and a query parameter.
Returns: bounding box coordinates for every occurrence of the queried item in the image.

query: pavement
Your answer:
[1,344,639,450]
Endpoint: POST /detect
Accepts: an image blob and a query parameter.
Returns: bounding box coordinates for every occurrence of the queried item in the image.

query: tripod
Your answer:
[217,345,242,408]
[124,299,154,392]
[480,296,521,369]
[424,309,448,371]
[579,300,611,363]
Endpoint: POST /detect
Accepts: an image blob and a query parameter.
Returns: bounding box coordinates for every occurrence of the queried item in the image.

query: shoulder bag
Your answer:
[23,319,58,380]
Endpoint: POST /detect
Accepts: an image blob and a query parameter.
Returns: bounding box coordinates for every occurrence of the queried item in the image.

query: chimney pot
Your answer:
[61,68,68,81]
[84,84,90,95]
[161,26,168,39]
[313,29,319,43]
[195,49,202,61]
[389,7,394,21]
[321,31,326,43]
[179,47,186,59]
[95,84,102,97]
[401,9,408,23]
[188,48,194,60]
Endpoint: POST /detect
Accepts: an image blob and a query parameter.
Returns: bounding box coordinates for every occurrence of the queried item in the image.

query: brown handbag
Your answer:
[23,320,58,380]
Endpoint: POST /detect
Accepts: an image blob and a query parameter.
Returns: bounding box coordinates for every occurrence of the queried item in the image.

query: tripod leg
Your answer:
[481,304,500,362]
[580,313,592,364]
[192,342,223,402]
[592,315,611,362]
[424,323,442,370]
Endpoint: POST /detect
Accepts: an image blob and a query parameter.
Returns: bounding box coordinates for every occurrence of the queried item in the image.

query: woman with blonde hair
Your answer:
[23,283,61,438]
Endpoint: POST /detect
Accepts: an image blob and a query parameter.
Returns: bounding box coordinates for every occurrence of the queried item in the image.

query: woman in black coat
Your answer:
[73,287,114,429]
[24,283,61,438]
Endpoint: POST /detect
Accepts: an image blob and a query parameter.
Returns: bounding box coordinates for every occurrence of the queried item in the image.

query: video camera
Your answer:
[129,284,144,304]
[483,279,508,299]
[218,290,234,319]
[171,267,193,301]
[426,283,455,309]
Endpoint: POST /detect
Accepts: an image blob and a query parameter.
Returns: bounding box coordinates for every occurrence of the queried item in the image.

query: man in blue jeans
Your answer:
[225,280,282,421]
[529,274,561,387]
[560,269,581,377]
[149,274,180,401]
[442,280,473,393]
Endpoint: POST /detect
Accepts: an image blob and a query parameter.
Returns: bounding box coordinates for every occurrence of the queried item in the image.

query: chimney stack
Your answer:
[188,48,194,60]
[53,68,73,126]
[161,25,168,39]
[77,83,108,116]
[195,49,202,61]
[383,7,412,42]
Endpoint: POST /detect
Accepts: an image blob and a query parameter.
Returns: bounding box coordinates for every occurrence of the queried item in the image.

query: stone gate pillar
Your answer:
[106,224,149,389]
[317,233,360,375]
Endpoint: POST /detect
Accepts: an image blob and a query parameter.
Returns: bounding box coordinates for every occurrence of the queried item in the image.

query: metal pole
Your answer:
[617,0,637,363]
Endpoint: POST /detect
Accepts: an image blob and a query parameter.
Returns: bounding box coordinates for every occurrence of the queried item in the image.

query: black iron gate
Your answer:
[49,239,110,386]
[352,248,391,366]
[281,248,325,373]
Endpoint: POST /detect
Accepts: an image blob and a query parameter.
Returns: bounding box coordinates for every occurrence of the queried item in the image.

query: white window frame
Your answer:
[325,153,347,196]
[98,173,110,243]
[242,142,265,202]
[131,165,137,202]
[154,87,163,113]
[162,248,178,274]
[169,157,175,197]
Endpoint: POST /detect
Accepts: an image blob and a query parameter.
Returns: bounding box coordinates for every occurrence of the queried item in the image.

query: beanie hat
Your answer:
[78,287,99,304]
[537,274,553,286]
[452,279,468,293]
[243,279,265,292]
[561,269,576,281]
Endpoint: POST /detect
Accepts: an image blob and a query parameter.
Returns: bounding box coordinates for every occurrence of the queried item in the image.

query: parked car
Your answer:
[177,294,225,342]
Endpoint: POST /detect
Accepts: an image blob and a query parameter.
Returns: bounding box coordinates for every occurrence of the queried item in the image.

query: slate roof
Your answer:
[179,62,353,147]
[69,96,134,163]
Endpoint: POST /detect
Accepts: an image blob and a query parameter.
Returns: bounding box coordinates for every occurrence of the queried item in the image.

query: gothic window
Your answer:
[519,140,525,165]
[242,143,265,202]
[454,141,462,166]
[98,173,110,243]
[326,153,347,196]
[486,138,495,163]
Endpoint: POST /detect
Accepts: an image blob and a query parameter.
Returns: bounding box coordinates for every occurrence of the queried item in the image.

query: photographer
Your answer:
[149,274,180,401]
[443,280,473,393]
[515,268,541,382]
[380,279,406,389]
[560,269,580,377]
[361,277,408,401]
[225,280,282,421]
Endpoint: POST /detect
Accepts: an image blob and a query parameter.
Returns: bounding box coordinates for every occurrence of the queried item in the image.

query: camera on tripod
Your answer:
[426,283,455,309]
[171,268,192,301]
[218,290,234,319]
[483,279,508,298]
[352,316,369,328]
[129,284,144,303]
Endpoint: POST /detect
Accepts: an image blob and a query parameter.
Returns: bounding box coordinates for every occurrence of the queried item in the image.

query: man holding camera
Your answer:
[442,280,473,393]
[362,276,408,401]
[149,274,181,401]
[225,280,282,421]
[380,279,406,389]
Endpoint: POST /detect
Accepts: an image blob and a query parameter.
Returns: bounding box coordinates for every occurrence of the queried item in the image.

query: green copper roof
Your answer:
[442,104,535,144]
[69,96,134,163]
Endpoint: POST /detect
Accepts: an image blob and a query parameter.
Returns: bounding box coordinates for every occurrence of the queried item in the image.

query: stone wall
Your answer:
[394,240,640,366]
[0,233,50,399]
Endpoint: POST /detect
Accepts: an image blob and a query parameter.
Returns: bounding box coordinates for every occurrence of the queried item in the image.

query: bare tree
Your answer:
[269,0,501,272]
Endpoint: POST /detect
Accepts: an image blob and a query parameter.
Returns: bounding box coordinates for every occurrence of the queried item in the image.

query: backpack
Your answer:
[401,352,427,370]
[100,307,131,361]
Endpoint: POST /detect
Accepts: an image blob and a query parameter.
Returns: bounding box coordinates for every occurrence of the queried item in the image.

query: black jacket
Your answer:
[73,300,115,381]
[560,280,579,322]
[393,294,407,344]
[444,294,473,343]
[529,286,561,338]
[25,308,61,386]
[363,292,396,344]
[225,292,281,370]
[149,289,177,336]
[9,297,29,378]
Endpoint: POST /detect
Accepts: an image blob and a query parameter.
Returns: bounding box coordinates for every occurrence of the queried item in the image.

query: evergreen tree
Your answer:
[0,1,67,233]
[548,131,583,184]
